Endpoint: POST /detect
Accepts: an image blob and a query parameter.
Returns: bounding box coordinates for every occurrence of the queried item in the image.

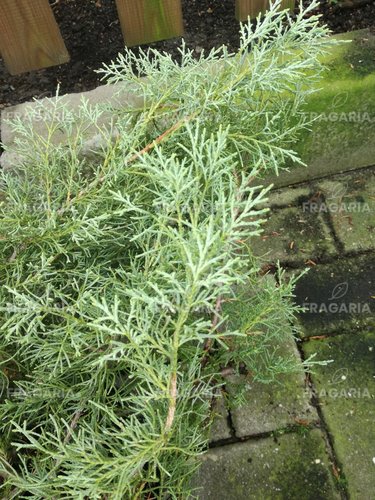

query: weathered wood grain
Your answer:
[235,0,295,21]
[115,0,184,47]
[0,0,69,75]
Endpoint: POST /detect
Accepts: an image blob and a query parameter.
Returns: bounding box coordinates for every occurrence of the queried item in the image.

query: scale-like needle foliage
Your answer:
[0,2,334,498]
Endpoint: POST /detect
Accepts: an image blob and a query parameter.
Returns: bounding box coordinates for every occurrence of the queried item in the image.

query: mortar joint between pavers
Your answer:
[209,421,322,450]
[311,183,346,255]
[220,383,237,440]
[299,327,375,342]
[294,336,350,500]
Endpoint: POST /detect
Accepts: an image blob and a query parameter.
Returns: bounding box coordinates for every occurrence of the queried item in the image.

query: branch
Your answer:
[164,372,177,433]
[201,173,254,367]
[201,295,224,368]
[64,409,84,445]
[127,115,194,164]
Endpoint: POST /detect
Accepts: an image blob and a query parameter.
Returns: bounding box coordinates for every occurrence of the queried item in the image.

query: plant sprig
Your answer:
[0,2,335,498]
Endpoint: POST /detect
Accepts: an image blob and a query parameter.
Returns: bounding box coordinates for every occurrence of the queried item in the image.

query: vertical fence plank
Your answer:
[282,0,297,12]
[115,0,184,47]
[0,0,69,75]
[235,0,295,21]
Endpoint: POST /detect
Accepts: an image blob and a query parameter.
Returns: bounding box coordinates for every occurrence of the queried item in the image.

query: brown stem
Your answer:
[164,372,177,433]
[63,409,84,445]
[65,111,198,212]
[127,115,191,164]
[201,295,224,368]
[201,174,254,366]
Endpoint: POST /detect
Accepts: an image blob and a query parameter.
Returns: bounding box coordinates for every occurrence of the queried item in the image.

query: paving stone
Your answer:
[314,168,375,253]
[191,429,340,499]
[3,31,375,186]
[266,30,375,189]
[303,332,375,498]
[0,82,141,145]
[258,185,311,209]
[249,206,337,264]
[210,394,232,443]
[225,336,317,438]
[220,274,317,436]
[293,254,375,336]
[0,82,142,170]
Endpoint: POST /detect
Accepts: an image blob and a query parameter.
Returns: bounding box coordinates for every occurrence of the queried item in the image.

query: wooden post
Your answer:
[0,0,69,75]
[115,0,184,47]
[235,0,295,22]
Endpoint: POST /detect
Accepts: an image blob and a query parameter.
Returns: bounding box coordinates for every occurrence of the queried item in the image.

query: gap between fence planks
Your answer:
[235,0,295,21]
[0,0,69,75]
[115,0,184,47]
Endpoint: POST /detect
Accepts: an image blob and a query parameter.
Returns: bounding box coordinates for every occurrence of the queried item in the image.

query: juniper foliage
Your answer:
[0,2,334,498]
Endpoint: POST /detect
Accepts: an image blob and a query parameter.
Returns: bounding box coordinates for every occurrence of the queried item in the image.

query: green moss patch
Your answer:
[315,167,375,253]
[303,332,375,498]
[293,254,375,336]
[191,429,340,499]
[266,29,375,188]
[249,206,336,264]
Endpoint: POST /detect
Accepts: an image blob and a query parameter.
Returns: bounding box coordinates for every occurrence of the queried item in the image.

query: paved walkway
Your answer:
[1,29,375,500]
[193,165,375,499]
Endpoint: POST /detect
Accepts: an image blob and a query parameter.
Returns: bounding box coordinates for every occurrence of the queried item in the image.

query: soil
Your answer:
[1,0,375,109]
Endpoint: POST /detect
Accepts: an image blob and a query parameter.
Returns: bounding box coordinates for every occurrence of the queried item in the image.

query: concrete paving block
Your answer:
[210,394,232,443]
[293,254,375,336]
[267,30,375,188]
[225,336,317,438]
[258,185,312,210]
[315,167,375,253]
[249,206,337,264]
[0,82,142,170]
[191,429,340,499]
[303,332,375,498]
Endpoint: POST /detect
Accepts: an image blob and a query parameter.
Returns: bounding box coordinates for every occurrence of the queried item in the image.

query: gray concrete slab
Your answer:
[303,332,375,498]
[191,429,340,499]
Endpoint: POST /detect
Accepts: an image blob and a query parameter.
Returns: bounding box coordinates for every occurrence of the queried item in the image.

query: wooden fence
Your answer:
[0,0,295,75]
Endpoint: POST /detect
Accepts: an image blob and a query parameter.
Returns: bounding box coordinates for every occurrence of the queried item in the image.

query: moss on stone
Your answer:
[303,332,375,498]
[324,30,375,80]
[191,429,340,499]
[248,206,336,264]
[265,29,375,188]
[316,168,375,253]
[293,253,375,336]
